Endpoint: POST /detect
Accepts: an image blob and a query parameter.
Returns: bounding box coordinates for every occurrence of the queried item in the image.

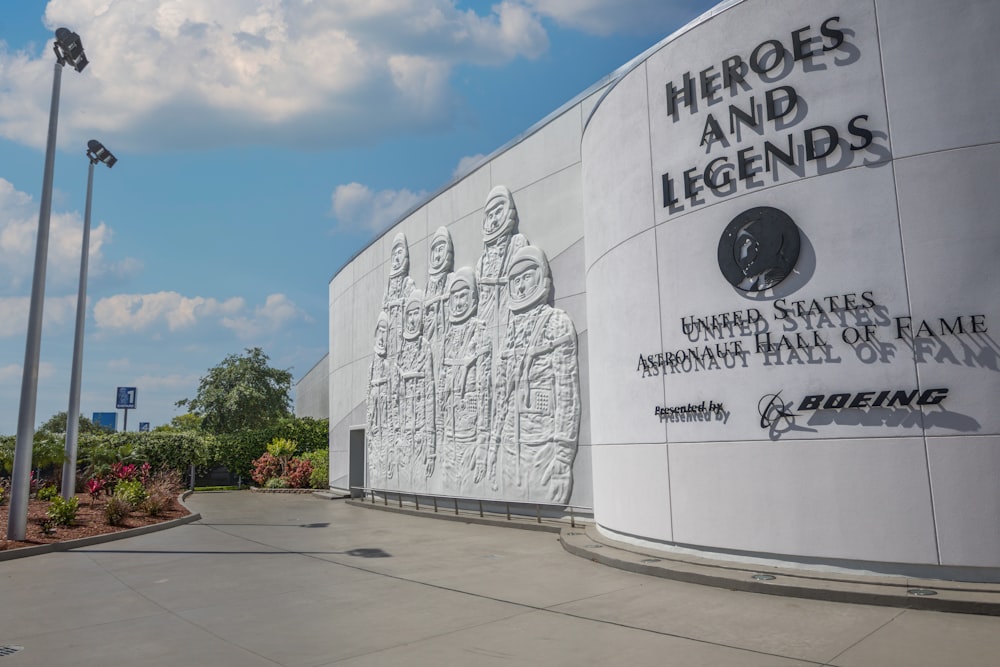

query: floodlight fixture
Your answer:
[54,28,88,72]
[87,139,117,168]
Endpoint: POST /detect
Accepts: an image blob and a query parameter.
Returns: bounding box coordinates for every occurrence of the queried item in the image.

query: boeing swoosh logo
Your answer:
[758,391,797,429]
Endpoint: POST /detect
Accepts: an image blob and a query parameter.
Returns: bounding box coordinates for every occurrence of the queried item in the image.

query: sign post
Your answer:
[116,386,136,431]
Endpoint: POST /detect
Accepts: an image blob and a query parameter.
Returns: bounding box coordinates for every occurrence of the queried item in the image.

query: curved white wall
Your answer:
[583,0,1000,574]
[324,0,1000,577]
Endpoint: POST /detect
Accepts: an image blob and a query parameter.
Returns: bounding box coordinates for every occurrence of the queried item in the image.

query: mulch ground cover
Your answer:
[0,493,189,551]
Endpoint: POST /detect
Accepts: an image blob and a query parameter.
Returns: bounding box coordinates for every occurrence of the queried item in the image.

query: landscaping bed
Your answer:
[0,493,189,551]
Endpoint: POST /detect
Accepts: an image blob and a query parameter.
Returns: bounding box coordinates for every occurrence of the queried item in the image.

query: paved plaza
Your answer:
[2,492,999,666]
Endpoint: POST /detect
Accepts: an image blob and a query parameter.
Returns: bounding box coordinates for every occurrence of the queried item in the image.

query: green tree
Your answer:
[153,412,203,432]
[177,347,292,435]
[38,411,107,435]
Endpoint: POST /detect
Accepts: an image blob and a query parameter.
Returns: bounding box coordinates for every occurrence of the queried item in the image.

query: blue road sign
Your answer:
[116,386,137,409]
[92,412,117,432]
[139,422,150,432]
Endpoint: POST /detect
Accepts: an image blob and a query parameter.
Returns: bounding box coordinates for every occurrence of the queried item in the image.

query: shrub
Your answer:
[250,452,281,486]
[203,419,328,482]
[104,495,131,526]
[302,449,328,489]
[115,479,148,509]
[266,437,297,476]
[131,432,209,474]
[112,461,140,482]
[143,469,181,517]
[284,457,313,489]
[1,433,68,474]
[143,488,173,516]
[46,496,79,526]
[86,478,105,505]
[264,477,289,489]
[147,468,183,493]
[38,517,57,535]
[36,484,59,501]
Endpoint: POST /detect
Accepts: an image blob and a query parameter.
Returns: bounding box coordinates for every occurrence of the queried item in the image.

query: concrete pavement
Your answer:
[2,491,999,666]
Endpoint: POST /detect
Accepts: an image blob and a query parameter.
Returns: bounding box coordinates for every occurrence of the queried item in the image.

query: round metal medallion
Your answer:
[718,206,801,292]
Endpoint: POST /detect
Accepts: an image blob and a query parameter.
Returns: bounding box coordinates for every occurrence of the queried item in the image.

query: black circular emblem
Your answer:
[717,206,801,292]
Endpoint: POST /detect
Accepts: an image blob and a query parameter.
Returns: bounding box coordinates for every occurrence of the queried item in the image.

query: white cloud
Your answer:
[0,0,552,151]
[222,293,311,339]
[133,372,200,392]
[329,182,427,234]
[453,153,487,179]
[107,357,131,370]
[0,295,77,338]
[0,362,56,385]
[92,290,307,338]
[0,178,138,294]
[525,0,708,36]
[0,364,21,384]
[92,291,245,333]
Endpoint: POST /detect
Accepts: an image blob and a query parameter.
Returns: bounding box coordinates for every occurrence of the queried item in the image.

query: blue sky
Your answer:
[0,0,716,433]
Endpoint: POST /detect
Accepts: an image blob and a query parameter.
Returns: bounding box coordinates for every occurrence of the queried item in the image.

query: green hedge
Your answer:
[1,417,328,483]
[209,417,329,480]
[77,431,211,475]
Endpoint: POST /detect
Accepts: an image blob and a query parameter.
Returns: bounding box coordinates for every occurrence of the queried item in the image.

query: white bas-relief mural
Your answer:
[395,290,436,491]
[436,268,492,496]
[365,312,393,489]
[423,226,453,390]
[383,232,416,360]
[366,187,581,504]
[490,246,580,504]
[476,185,528,334]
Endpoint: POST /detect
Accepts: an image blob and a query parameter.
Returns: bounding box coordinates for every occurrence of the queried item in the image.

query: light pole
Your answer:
[7,28,88,540]
[62,140,116,501]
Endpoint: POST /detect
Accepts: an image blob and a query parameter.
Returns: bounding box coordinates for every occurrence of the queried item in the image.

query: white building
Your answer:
[324,0,1000,581]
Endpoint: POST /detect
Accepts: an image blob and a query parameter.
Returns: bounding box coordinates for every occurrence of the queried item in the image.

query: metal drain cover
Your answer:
[0,646,24,658]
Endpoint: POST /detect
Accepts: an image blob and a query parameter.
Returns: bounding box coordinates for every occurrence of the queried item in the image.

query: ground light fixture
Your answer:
[62,140,117,501]
[8,28,88,541]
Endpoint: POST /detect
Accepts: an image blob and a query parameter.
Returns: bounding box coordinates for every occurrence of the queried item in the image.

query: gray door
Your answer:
[349,428,365,498]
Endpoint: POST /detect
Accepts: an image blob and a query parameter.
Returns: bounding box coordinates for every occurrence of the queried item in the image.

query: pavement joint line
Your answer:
[348,492,1000,610]
[822,607,908,666]
[197,500,831,666]
[70,530,286,667]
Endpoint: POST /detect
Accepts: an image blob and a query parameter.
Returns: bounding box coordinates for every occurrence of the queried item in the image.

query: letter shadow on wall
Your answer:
[808,406,981,433]
[908,334,1000,372]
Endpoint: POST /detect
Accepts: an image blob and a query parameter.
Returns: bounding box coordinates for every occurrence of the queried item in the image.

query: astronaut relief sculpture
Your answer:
[365,186,581,504]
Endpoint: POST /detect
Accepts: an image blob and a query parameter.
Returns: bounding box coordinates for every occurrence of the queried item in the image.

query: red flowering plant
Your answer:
[112,462,138,481]
[284,457,313,489]
[250,452,282,486]
[85,478,106,506]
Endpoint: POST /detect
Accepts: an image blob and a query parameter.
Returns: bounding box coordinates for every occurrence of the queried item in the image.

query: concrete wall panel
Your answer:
[877,0,1000,157]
